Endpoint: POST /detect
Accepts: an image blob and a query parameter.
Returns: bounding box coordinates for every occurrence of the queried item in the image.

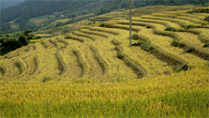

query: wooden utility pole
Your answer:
[129,0,132,46]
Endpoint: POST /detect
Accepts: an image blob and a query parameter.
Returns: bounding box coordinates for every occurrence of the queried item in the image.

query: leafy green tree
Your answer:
[0,38,21,55]
[27,34,35,40]
[23,30,33,36]
[121,2,129,9]
[204,16,209,22]
[18,35,29,46]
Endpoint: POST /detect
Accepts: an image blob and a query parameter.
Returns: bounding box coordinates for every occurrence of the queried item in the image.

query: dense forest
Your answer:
[0,0,208,32]
[0,0,25,10]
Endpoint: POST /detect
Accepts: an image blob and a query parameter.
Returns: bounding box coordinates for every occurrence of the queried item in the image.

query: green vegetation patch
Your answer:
[42,77,54,83]
[171,40,209,60]
[0,30,41,55]
[204,16,209,22]
[187,8,209,13]
[0,66,6,76]
[127,22,209,60]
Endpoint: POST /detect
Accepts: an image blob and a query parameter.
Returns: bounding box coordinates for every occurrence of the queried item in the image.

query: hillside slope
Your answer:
[0,6,209,81]
[1,0,209,32]
[0,0,126,31]
[0,5,209,117]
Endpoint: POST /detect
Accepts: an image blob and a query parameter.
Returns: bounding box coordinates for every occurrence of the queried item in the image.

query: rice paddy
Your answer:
[0,5,209,117]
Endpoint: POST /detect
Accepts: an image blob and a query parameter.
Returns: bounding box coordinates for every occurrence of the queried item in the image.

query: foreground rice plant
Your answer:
[0,65,208,117]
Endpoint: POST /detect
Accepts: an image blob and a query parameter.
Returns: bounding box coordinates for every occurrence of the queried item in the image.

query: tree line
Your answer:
[0,30,41,55]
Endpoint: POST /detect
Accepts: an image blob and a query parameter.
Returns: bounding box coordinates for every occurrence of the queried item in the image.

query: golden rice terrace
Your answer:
[1,6,209,81]
[0,5,209,118]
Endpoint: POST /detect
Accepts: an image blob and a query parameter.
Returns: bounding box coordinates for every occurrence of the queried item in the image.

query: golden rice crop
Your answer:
[0,5,209,118]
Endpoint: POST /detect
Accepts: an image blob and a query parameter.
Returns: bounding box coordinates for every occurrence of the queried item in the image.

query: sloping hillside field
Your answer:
[0,6,209,117]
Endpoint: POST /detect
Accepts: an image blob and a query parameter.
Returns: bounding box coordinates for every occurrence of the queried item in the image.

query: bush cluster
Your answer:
[187,8,209,14]
[204,16,209,22]
[0,30,41,55]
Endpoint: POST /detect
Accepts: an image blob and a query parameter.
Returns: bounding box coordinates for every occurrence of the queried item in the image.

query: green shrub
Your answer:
[34,36,41,39]
[203,43,209,48]
[171,16,177,18]
[187,11,193,14]
[59,46,66,50]
[56,22,65,27]
[0,31,40,55]
[0,38,21,55]
[18,35,29,46]
[204,16,209,22]
[111,40,120,45]
[0,67,6,75]
[171,40,185,48]
[115,47,124,59]
[141,41,152,51]
[187,8,209,13]
[99,23,112,28]
[27,34,35,40]
[175,64,189,72]
[181,25,196,29]
[116,52,124,59]
[132,34,139,40]
[131,41,143,46]
[23,30,33,36]
[42,77,53,83]
[165,27,180,32]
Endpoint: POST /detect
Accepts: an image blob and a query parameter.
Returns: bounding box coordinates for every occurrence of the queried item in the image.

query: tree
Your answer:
[204,16,209,22]
[23,30,33,36]
[0,38,21,55]
[19,35,29,46]
[27,34,35,40]
[121,2,129,9]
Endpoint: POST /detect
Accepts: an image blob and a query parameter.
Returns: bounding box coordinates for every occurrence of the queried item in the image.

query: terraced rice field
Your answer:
[0,7,209,81]
[0,6,209,117]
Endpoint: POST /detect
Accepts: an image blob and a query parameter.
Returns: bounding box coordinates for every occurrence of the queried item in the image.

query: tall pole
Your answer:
[129,0,132,46]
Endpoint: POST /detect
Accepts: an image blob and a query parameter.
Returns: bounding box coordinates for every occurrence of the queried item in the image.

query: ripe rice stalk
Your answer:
[89,27,119,35]
[72,31,96,41]
[80,29,108,38]
[111,40,147,78]
[90,45,108,75]
[55,51,68,75]
[72,49,87,77]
